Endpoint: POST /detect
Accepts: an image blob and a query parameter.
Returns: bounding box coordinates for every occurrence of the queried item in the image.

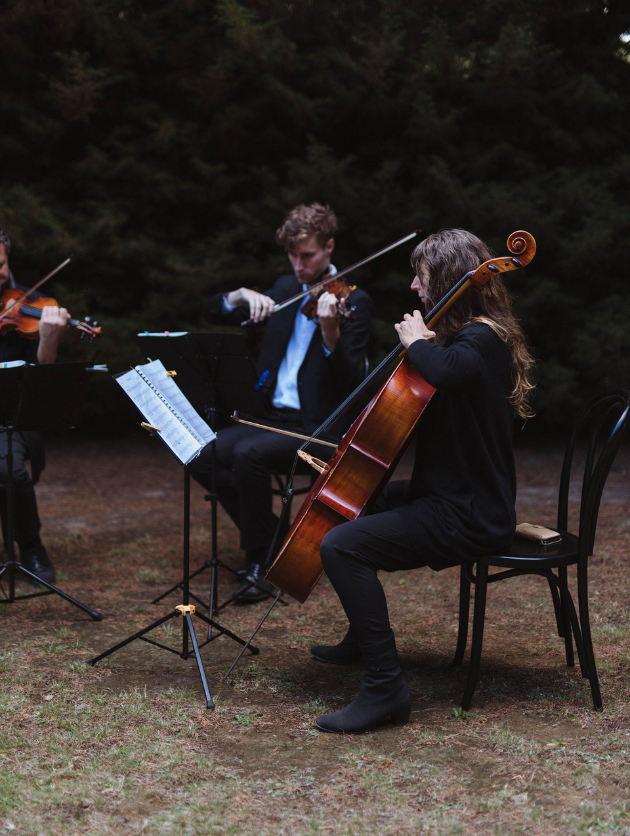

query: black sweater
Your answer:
[397,322,516,565]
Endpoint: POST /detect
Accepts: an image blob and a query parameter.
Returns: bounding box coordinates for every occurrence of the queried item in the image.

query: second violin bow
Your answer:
[241,230,420,326]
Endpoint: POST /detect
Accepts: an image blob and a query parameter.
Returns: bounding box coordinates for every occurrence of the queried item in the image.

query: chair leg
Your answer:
[461,562,488,711]
[577,570,603,711]
[555,572,591,680]
[556,567,575,668]
[453,564,471,667]
[546,574,565,638]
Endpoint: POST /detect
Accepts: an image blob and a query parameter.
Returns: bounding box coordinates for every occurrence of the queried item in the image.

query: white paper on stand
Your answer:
[115,360,216,465]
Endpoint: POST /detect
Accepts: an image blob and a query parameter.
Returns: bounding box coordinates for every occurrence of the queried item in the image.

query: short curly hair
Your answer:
[0,225,10,254]
[275,203,337,250]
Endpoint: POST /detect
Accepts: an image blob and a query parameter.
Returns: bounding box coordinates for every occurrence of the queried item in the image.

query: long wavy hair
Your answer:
[411,229,535,420]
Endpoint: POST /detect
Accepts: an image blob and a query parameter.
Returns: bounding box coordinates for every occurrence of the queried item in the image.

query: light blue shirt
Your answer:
[272,297,319,409]
[272,266,336,409]
[222,267,335,411]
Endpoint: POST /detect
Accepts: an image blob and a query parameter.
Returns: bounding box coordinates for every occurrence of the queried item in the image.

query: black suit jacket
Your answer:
[203,275,372,434]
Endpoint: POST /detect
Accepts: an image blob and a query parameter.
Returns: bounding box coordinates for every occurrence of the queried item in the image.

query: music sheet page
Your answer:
[138,360,216,445]
[116,368,203,465]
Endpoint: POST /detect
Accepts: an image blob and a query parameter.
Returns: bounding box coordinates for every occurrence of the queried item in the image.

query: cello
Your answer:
[265,231,536,602]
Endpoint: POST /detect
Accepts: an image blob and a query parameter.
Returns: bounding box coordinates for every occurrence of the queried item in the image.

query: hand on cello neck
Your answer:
[395,311,436,349]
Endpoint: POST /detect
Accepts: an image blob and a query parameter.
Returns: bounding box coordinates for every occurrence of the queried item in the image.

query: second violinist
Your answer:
[191,203,372,602]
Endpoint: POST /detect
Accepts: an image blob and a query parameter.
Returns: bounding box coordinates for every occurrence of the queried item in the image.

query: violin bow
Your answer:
[241,230,420,326]
[0,257,72,323]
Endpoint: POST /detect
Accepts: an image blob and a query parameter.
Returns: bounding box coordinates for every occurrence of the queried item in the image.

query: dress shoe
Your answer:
[315,668,412,734]
[310,626,362,664]
[19,543,55,587]
[235,563,274,604]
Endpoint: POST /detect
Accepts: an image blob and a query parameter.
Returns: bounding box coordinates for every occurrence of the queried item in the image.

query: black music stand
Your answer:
[136,333,287,619]
[0,363,102,620]
[87,356,263,708]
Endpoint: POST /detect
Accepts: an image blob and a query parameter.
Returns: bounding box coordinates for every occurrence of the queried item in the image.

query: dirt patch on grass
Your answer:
[1,436,630,834]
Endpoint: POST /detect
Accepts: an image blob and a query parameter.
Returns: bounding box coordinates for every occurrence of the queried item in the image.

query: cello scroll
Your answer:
[470,230,536,286]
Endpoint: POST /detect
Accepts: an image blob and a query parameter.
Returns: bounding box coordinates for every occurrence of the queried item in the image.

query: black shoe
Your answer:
[235,563,273,604]
[310,627,362,665]
[19,543,55,588]
[315,670,412,735]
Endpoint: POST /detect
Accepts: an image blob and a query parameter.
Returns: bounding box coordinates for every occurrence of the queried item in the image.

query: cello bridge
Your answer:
[297,450,327,474]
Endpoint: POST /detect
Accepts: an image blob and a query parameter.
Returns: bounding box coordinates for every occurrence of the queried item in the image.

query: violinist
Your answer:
[312,228,535,734]
[191,203,372,602]
[0,225,70,586]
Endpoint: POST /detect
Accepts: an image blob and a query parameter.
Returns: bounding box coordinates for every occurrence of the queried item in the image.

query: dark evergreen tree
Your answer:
[0,0,629,427]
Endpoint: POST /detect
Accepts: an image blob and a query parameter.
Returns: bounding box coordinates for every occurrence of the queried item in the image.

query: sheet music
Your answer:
[115,367,213,465]
[138,359,215,445]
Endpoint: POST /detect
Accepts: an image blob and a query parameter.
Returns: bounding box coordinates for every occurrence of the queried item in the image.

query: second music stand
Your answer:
[137,333,287,619]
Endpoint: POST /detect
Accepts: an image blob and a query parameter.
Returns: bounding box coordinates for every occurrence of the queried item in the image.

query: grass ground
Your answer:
[1,436,630,835]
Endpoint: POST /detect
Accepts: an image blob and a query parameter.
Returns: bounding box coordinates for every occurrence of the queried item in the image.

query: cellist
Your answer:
[312,228,535,735]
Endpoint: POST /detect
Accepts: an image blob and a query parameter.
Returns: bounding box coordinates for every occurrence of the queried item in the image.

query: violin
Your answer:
[241,231,420,326]
[0,257,102,341]
[300,272,357,321]
[264,231,537,602]
[0,287,102,341]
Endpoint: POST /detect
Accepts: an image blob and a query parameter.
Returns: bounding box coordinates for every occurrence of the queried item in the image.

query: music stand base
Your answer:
[87,604,260,709]
[0,560,102,620]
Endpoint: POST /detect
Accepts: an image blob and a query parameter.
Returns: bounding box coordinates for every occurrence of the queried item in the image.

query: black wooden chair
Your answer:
[453,388,630,711]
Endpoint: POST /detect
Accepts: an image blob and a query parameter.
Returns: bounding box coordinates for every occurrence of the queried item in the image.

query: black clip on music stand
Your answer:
[137,333,289,623]
[0,363,102,621]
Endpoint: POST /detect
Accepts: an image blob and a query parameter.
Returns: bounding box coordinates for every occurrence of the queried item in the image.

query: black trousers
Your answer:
[0,431,42,548]
[190,413,332,554]
[320,481,453,666]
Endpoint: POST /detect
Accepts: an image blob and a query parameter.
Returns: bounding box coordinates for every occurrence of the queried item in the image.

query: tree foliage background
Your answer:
[1,0,629,432]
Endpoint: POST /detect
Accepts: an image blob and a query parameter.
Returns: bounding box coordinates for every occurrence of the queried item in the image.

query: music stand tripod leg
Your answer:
[182,608,214,709]
[87,609,180,665]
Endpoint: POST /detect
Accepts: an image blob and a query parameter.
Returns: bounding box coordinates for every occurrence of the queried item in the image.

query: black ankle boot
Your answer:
[315,668,411,734]
[310,626,362,665]
[315,632,412,734]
